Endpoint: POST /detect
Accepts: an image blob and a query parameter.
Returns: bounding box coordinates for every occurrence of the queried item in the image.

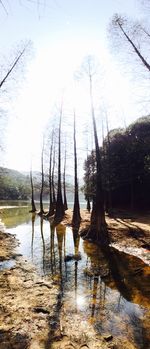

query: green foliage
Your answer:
[0,167,31,200]
[83,116,150,209]
[83,150,96,200]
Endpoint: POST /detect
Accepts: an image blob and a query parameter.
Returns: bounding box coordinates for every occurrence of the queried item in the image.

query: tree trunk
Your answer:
[54,104,65,223]
[117,19,150,73]
[0,43,30,89]
[47,131,54,217]
[29,168,36,213]
[39,141,45,215]
[86,197,91,212]
[63,145,68,211]
[40,217,45,270]
[72,112,81,228]
[52,144,56,209]
[31,213,36,257]
[86,73,109,245]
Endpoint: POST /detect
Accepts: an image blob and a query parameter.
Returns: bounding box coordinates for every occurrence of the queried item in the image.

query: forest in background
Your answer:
[1,115,150,212]
[83,116,150,211]
[0,167,77,202]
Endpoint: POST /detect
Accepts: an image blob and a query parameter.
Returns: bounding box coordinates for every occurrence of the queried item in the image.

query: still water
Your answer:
[1,202,150,348]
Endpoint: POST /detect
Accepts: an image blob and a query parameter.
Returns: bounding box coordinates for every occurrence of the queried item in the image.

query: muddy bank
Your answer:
[0,221,111,349]
[63,209,150,265]
[0,224,60,349]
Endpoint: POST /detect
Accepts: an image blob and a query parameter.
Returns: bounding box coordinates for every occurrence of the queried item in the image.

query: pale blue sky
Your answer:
[1,0,141,49]
[0,0,148,173]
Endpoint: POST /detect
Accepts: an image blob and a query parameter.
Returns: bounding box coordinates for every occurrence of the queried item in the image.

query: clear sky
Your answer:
[0,0,149,175]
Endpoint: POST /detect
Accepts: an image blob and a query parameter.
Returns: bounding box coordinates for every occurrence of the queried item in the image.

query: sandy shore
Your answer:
[63,209,150,265]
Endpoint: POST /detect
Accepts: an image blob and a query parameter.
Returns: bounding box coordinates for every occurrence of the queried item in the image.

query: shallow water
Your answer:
[0,259,16,270]
[1,203,150,348]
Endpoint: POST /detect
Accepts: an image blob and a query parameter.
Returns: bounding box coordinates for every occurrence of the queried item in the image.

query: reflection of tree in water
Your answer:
[72,227,80,311]
[83,241,150,346]
[30,215,46,272]
[31,213,36,259]
[72,227,80,257]
[50,223,56,275]
[40,217,45,272]
[3,206,30,228]
[83,242,150,306]
[91,276,99,318]
[56,224,66,287]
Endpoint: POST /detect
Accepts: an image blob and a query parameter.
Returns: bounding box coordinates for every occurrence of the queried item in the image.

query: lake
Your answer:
[0,201,150,348]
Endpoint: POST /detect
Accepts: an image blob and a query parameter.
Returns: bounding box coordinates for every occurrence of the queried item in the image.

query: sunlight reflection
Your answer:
[76,295,86,309]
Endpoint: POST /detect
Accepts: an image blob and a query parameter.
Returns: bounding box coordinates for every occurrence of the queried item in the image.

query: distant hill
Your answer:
[0,167,85,202]
[0,167,29,181]
[0,167,31,200]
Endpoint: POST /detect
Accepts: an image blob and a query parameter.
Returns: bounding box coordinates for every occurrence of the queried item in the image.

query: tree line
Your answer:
[83,116,150,211]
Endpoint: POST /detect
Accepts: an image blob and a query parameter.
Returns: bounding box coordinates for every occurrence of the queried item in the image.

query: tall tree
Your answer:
[81,56,108,244]
[72,112,81,228]
[47,130,55,217]
[0,42,31,90]
[52,143,56,209]
[39,139,45,215]
[54,103,65,223]
[110,14,150,73]
[0,42,31,151]
[29,166,36,213]
[63,142,68,211]
[85,126,91,212]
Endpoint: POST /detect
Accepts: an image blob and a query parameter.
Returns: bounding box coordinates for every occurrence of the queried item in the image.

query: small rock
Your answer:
[33,307,50,314]
[64,253,81,262]
[103,334,113,342]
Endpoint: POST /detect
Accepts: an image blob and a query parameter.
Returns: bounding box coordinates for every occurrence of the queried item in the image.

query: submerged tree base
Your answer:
[54,213,65,225]
[38,210,45,217]
[81,223,110,246]
[72,213,81,231]
[45,209,55,218]
[29,209,36,213]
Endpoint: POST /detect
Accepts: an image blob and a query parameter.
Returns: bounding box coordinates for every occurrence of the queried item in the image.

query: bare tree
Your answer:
[46,129,55,217]
[72,111,81,228]
[63,141,68,211]
[0,1,47,14]
[39,139,45,215]
[0,41,31,91]
[80,56,109,244]
[54,103,65,223]
[29,165,36,213]
[109,14,150,73]
[52,143,56,209]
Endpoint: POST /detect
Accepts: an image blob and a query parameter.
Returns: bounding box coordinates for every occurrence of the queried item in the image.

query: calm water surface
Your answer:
[1,202,150,348]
